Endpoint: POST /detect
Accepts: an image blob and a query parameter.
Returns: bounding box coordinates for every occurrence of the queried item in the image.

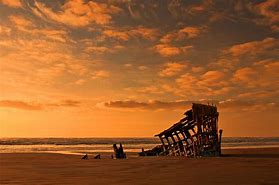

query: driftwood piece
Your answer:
[139,145,164,156]
[94,154,101,159]
[81,154,88,160]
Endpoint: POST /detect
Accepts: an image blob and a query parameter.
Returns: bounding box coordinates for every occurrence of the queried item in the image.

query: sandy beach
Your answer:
[0,148,279,185]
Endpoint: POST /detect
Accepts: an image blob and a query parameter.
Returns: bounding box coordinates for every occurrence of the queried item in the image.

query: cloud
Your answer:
[84,44,124,54]
[201,70,225,84]
[0,26,11,36]
[159,62,187,77]
[138,66,148,70]
[129,26,159,41]
[154,44,193,57]
[0,100,43,110]
[271,25,279,32]
[179,26,203,38]
[32,0,122,27]
[84,46,110,54]
[124,63,133,68]
[191,66,204,73]
[160,26,204,43]
[48,100,81,107]
[100,99,278,112]
[0,0,23,8]
[101,26,159,41]
[255,0,279,24]
[264,60,279,76]
[91,70,110,79]
[175,70,230,97]
[0,99,82,111]
[74,79,86,85]
[101,100,215,110]
[9,15,69,43]
[184,3,206,16]
[225,37,278,57]
[0,36,94,91]
[238,90,279,99]
[34,29,69,43]
[9,15,32,30]
[175,73,199,96]
[102,29,129,41]
[233,67,256,83]
[219,99,279,112]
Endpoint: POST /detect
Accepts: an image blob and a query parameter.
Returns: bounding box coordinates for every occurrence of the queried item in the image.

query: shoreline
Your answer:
[1,145,279,156]
[1,147,279,185]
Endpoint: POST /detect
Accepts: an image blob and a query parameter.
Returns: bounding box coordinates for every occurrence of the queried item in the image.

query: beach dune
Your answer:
[1,148,279,185]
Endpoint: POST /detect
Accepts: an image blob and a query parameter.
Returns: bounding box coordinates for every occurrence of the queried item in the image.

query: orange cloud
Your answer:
[191,66,204,73]
[179,26,203,38]
[102,100,212,110]
[201,70,225,84]
[32,0,122,27]
[101,99,279,113]
[84,44,124,54]
[9,15,32,30]
[102,29,130,41]
[176,73,198,88]
[124,63,133,68]
[233,67,256,83]
[0,36,96,92]
[0,100,43,110]
[102,26,159,41]
[225,37,278,56]
[138,66,148,70]
[0,26,11,36]
[0,0,22,8]
[160,26,204,43]
[238,91,279,99]
[271,25,279,32]
[184,3,206,15]
[255,0,279,24]
[84,46,110,54]
[154,44,193,57]
[219,99,279,112]
[0,99,82,111]
[129,26,159,41]
[48,100,81,107]
[159,62,187,77]
[34,29,69,43]
[91,70,110,79]
[74,79,86,85]
[232,60,279,89]
[174,69,230,97]
[9,15,69,43]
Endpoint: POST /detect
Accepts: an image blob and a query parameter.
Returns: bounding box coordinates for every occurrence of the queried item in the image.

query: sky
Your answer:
[0,0,278,137]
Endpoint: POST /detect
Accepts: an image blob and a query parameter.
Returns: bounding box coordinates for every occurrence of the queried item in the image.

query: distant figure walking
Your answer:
[82,154,88,160]
[113,143,126,159]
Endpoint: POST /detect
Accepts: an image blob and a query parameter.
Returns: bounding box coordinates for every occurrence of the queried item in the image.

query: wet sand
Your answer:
[1,148,279,185]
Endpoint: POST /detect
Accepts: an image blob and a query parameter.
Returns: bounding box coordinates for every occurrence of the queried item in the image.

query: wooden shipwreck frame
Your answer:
[140,103,223,157]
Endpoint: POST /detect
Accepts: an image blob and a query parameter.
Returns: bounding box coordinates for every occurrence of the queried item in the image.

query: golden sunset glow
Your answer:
[0,0,278,137]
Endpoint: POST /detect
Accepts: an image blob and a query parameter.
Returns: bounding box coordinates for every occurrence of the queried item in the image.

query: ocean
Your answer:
[0,137,279,155]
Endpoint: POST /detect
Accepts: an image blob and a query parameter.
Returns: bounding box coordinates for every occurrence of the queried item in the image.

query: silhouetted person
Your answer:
[113,143,126,159]
[113,144,119,158]
[82,154,88,160]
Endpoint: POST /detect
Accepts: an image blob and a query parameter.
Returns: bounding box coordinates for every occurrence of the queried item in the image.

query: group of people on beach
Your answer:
[82,143,126,160]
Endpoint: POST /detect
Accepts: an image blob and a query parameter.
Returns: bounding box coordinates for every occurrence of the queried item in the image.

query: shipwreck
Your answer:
[140,103,223,157]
